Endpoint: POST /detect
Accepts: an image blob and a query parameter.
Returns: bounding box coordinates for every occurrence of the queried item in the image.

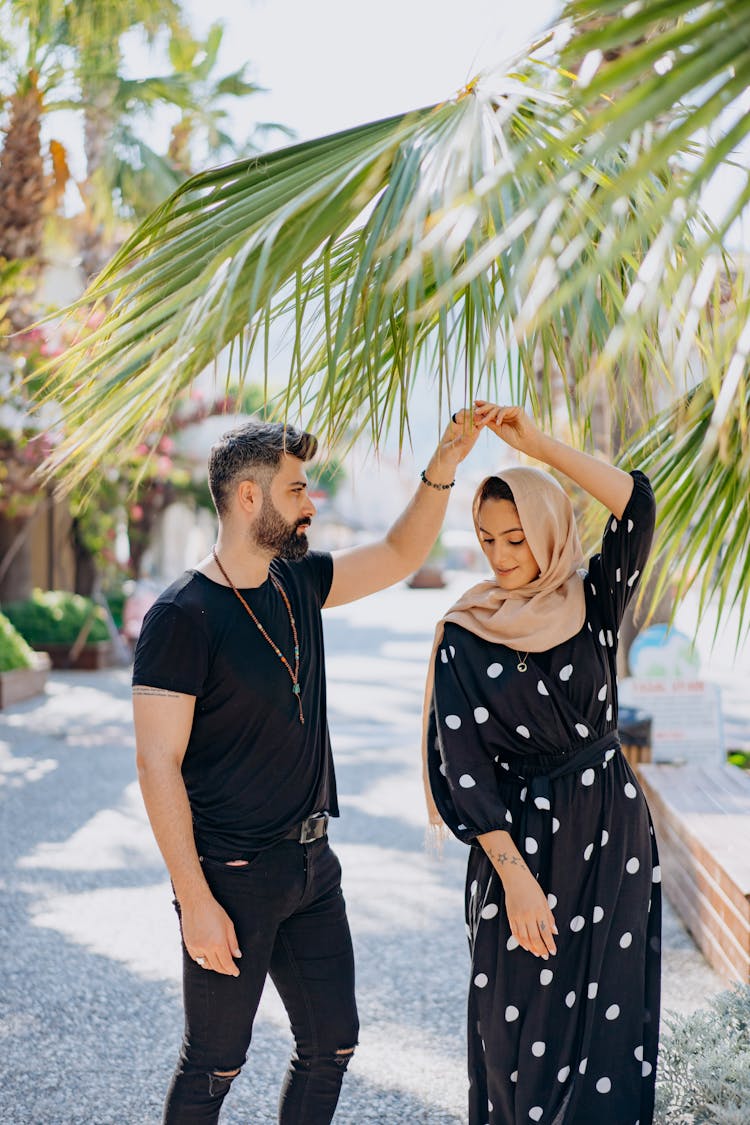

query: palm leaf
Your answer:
[34,0,750,636]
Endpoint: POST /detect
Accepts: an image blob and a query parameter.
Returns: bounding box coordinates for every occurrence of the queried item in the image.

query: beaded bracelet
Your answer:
[420,468,455,490]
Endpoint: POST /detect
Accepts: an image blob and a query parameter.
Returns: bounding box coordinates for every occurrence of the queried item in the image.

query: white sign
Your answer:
[619,678,724,764]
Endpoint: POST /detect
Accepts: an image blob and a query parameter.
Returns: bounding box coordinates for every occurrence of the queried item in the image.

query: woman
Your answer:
[424,404,660,1125]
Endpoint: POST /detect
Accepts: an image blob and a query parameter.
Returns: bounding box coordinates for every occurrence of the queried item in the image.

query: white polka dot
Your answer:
[557,1066,570,1082]
[510,1070,518,1083]
[439,763,446,776]
[446,714,462,729]
[606,704,613,721]
[615,568,621,582]
[534,795,551,810]
[525,837,539,855]
[607,630,614,646]
[507,935,520,951]
[620,931,633,948]
[627,570,640,587]
[516,725,531,738]
[587,982,598,999]
[540,968,554,985]
[531,1041,546,1057]
[547,893,557,909]
[581,769,595,786]
[440,649,448,663]
[579,1057,588,1075]
[590,583,597,595]
[474,707,489,724]
[598,684,608,701]
[520,787,527,801]
[565,991,576,1008]
[575,723,589,738]
[537,680,549,696]
[552,817,560,833]
[584,843,594,861]
[459,774,477,789]
[587,621,592,631]
[488,1100,493,1112]
[626,857,640,874]
[634,1046,644,1062]
[628,519,634,532]
[529,1109,543,1122]
[449,646,455,657]
[652,865,662,883]
[570,915,585,932]
[457,824,467,831]
[474,973,488,988]
[559,664,573,681]
[624,782,637,799]
[481,903,499,920]
[500,761,510,770]
[605,747,616,761]
[605,1004,620,1020]
[598,629,607,645]
[601,830,609,846]
[470,880,478,896]
[505,810,513,823]
[593,906,604,923]
[487,662,503,678]
[642,1061,652,1077]
[611,519,618,532]
[505,1005,519,1022]
[596,1077,612,1093]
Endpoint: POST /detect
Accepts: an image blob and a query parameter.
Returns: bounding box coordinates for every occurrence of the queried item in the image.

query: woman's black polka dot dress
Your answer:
[428,471,660,1125]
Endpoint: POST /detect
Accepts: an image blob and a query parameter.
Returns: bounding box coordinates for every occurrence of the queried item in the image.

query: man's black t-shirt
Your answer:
[132,551,338,858]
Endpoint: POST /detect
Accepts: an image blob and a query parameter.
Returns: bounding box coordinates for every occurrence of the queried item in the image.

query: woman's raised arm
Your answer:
[478,403,634,520]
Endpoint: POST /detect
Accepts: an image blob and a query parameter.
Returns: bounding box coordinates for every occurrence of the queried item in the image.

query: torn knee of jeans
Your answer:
[334,1045,356,1068]
[208,1066,241,1097]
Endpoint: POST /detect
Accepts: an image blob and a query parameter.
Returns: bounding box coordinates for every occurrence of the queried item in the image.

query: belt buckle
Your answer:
[299,813,327,844]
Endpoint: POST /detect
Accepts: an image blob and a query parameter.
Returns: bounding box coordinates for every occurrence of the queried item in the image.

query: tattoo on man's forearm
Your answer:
[133,686,181,698]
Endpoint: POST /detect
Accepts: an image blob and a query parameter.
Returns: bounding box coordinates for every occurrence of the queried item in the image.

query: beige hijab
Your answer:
[422,466,587,830]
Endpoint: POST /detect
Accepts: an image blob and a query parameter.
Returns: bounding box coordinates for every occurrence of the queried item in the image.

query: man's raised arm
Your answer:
[324,404,494,608]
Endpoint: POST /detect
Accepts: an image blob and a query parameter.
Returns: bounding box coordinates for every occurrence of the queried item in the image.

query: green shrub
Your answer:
[0,610,36,672]
[3,589,109,647]
[656,985,750,1123]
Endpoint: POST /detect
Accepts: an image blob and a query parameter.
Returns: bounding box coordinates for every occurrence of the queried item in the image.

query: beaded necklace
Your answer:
[212,546,304,724]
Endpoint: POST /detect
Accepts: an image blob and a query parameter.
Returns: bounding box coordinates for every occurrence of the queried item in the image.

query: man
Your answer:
[133,406,490,1124]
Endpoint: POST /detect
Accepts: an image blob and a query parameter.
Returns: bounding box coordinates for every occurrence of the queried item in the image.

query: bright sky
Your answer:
[182,0,562,144]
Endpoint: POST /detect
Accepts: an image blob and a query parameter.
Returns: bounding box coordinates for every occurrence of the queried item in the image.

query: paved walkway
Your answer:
[0,575,733,1124]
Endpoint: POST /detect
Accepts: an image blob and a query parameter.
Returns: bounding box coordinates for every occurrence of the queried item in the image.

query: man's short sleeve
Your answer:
[294,551,334,606]
[132,601,209,696]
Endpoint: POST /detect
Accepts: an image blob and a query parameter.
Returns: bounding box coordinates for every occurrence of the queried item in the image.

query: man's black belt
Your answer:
[284,812,329,844]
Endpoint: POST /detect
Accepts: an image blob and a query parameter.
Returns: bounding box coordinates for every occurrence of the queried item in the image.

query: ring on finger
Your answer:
[451,412,459,424]
[195,956,206,966]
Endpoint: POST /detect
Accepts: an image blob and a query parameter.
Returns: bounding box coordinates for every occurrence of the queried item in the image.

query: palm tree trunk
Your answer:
[0,75,46,331]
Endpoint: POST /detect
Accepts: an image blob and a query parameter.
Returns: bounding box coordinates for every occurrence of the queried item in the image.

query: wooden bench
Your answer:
[638,763,750,984]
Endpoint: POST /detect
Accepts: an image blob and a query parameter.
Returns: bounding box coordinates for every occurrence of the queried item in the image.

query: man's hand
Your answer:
[427,402,498,480]
[181,894,242,977]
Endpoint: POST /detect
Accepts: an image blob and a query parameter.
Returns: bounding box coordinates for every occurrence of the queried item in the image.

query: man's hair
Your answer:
[208,421,318,517]
[478,476,516,506]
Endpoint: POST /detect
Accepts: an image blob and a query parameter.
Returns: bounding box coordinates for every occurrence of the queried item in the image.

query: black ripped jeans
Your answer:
[164,837,359,1125]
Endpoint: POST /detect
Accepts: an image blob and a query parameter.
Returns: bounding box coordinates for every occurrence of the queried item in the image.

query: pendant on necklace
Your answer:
[517,660,528,673]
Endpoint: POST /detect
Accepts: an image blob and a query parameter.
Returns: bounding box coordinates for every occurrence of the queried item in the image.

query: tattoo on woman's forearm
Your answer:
[133,686,181,698]
[489,848,526,872]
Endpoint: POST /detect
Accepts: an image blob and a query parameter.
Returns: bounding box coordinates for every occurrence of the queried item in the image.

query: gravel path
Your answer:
[0,576,727,1124]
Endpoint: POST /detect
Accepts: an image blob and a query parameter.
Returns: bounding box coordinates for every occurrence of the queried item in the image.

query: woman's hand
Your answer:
[477,828,557,958]
[501,865,558,959]
[475,402,547,460]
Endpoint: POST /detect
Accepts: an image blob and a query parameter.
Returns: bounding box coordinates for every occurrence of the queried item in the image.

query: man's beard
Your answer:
[253,496,310,561]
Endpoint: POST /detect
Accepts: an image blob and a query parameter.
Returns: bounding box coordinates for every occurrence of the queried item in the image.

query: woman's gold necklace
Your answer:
[515,651,529,673]
[212,547,304,724]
